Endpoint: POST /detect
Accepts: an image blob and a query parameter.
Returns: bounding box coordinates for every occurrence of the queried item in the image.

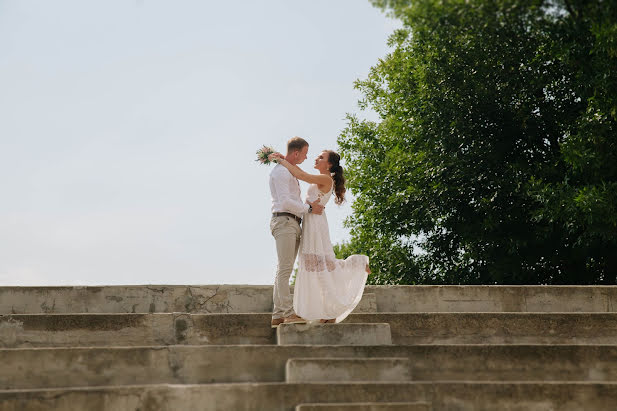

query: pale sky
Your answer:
[0,0,397,285]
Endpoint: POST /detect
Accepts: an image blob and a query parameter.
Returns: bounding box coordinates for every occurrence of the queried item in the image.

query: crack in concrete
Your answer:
[192,286,234,314]
[233,286,264,298]
[196,286,220,314]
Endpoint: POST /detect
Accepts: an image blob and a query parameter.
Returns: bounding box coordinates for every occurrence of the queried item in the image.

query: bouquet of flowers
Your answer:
[255,145,280,165]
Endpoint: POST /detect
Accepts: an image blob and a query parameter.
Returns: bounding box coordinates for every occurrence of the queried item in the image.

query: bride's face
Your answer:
[313,151,331,172]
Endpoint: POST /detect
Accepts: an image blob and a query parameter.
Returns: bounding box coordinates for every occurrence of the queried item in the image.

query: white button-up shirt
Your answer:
[269,164,309,217]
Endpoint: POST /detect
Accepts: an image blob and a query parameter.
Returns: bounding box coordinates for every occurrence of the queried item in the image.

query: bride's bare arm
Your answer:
[271,155,332,186]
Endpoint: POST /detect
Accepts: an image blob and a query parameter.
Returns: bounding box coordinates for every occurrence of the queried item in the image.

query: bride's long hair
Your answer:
[327,151,346,205]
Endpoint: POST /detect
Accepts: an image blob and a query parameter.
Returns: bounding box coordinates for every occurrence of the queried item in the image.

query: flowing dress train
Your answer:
[293,182,369,323]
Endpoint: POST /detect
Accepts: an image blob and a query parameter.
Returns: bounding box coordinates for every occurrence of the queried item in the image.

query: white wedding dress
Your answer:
[293,181,369,323]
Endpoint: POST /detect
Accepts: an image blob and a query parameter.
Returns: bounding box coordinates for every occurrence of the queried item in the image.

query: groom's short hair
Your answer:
[287,136,308,153]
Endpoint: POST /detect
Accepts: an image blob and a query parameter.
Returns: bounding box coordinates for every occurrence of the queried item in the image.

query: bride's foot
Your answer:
[319,319,336,323]
[365,264,371,274]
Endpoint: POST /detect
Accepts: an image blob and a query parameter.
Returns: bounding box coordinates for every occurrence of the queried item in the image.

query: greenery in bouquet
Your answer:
[256,145,279,165]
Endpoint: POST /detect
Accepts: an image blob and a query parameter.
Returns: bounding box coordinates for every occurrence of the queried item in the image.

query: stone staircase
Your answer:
[2,285,617,410]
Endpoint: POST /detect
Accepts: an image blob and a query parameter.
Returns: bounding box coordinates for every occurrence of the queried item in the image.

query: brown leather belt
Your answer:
[272,212,302,225]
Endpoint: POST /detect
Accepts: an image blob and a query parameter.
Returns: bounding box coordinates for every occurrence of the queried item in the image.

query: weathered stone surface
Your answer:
[3,285,617,314]
[0,346,174,389]
[4,284,617,409]
[0,286,375,314]
[0,313,278,347]
[346,313,617,344]
[296,403,430,411]
[351,293,376,313]
[0,314,176,348]
[277,323,392,346]
[365,285,617,313]
[0,285,276,314]
[182,313,276,345]
[2,382,617,411]
[286,358,411,382]
[4,312,617,347]
[5,344,617,389]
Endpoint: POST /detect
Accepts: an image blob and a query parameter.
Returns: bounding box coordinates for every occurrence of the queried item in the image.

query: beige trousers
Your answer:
[270,215,301,319]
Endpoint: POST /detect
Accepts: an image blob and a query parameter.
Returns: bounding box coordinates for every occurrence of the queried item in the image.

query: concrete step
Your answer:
[1,382,617,410]
[277,323,392,346]
[351,293,377,313]
[296,403,430,411]
[0,285,275,315]
[295,402,430,411]
[0,313,275,348]
[0,313,177,348]
[286,358,410,382]
[368,285,617,313]
[0,285,375,314]
[346,312,617,345]
[4,344,617,390]
[3,285,617,314]
[4,312,617,348]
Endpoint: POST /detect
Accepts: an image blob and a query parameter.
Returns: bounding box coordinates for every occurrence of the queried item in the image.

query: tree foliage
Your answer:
[337,0,617,284]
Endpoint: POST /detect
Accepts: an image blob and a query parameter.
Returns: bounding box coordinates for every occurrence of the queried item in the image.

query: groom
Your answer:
[269,136,324,328]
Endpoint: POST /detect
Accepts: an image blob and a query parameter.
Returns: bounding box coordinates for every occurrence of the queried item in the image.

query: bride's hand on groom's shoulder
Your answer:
[268,152,284,162]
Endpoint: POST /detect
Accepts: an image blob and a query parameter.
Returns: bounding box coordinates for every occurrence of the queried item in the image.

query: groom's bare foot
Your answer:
[366,264,371,274]
[283,314,307,324]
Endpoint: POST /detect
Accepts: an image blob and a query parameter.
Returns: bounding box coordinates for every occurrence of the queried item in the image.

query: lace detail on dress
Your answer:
[300,253,337,272]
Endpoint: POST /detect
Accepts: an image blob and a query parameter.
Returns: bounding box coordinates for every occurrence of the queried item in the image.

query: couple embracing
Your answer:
[269,136,370,328]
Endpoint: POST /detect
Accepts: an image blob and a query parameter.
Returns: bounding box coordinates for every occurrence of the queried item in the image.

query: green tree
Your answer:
[337,0,617,284]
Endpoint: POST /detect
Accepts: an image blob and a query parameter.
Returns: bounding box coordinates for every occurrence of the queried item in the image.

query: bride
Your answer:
[270,150,370,324]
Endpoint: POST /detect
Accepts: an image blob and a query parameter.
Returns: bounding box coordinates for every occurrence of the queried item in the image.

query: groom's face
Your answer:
[295,145,309,164]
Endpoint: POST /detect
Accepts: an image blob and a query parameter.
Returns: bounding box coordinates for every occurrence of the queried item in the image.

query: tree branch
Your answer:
[563,0,577,19]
